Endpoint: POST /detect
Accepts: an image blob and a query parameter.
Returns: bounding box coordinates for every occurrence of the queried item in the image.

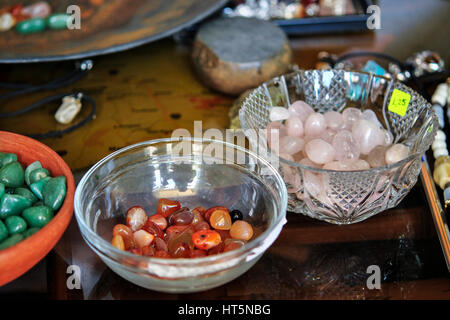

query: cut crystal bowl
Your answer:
[239,69,437,224]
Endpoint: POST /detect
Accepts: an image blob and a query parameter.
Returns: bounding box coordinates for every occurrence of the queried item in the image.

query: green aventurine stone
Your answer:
[23,227,40,238]
[43,176,66,211]
[22,206,53,228]
[30,176,50,200]
[0,194,32,219]
[0,220,8,242]
[0,183,4,199]
[25,161,42,186]
[29,168,50,184]
[0,234,24,250]
[16,18,46,34]
[5,215,27,235]
[0,161,25,187]
[0,153,17,168]
[47,14,70,30]
[15,187,38,204]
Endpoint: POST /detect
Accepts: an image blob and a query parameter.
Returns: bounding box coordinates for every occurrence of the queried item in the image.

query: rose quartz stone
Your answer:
[361,109,383,128]
[367,145,388,168]
[342,107,362,129]
[22,1,51,18]
[299,157,322,168]
[351,119,384,154]
[286,116,304,137]
[305,113,327,137]
[332,130,360,161]
[288,100,314,122]
[323,160,357,171]
[269,107,290,122]
[380,129,394,146]
[320,129,336,144]
[279,136,305,155]
[385,143,409,164]
[324,111,344,130]
[305,139,336,164]
[303,171,323,197]
[354,159,370,170]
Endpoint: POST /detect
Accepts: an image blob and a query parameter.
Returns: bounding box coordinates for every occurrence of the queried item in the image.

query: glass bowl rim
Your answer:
[74,137,288,267]
[240,69,438,174]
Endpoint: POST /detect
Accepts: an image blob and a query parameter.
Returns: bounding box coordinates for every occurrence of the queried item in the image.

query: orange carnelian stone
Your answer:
[210,209,232,230]
[230,220,254,241]
[157,198,181,217]
[111,234,125,250]
[192,229,221,250]
[113,224,135,249]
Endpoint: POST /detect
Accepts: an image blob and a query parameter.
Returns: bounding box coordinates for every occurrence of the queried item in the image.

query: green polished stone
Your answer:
[29,168,50,184]
[25,161,42,186]
[0,161,25,187]
[16,18,46,34]
[0,183,4,199]
[0,220,8,243]
[0,194,32,219]
[22,206,54,228]
[33,200,44,207]
[43,176,66,211]
[0,153,17,168]
[15,187,38,204]
[29,176,50,200]
[0,234,24,250]
[5,215,27,235]
[23,227,40,238]
[47,14,70,30]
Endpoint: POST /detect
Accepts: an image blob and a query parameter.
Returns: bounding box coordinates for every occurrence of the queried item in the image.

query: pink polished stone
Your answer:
[324,111,343,130]
[332,130,360,161]
[367,145,388,168]
[279,153,294,161]
[279,136,305,155]
[361,109,383,128]
[380,129,394,146]
[351,119,384,155]
[305,139,336,164]
[269,107,290,122]
[320,129,336,144]
[354,159,370,170]
[299,157,322,168]
[323,160,356,171]
[288,100,314,122]
[304,113,327,137]
[286,116,304,137]
[385,143,409,164]
[303,171,323,197]
[22,1,51,18]
[342,107,362,129]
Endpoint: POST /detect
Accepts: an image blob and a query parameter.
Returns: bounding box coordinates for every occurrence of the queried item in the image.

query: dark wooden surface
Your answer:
[1,0,450,299]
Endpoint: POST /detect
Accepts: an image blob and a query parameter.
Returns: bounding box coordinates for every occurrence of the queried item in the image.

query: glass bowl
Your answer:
[239,69,437,224]
[74,137,287,293]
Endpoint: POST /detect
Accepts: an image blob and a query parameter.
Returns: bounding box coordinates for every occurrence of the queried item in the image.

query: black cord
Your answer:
[0,60,96,138]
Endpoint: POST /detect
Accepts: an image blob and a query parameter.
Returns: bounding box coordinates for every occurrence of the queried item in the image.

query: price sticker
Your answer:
[388,89,411,117]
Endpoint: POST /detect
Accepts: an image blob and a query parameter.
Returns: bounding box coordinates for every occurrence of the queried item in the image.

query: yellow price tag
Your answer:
[388,89,411,117]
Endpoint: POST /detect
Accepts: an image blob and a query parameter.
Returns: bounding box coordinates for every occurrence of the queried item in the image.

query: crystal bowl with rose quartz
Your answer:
[239,70,437,224]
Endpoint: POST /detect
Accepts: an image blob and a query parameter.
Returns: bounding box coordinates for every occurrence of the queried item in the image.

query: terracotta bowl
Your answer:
[0,131,75,286]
